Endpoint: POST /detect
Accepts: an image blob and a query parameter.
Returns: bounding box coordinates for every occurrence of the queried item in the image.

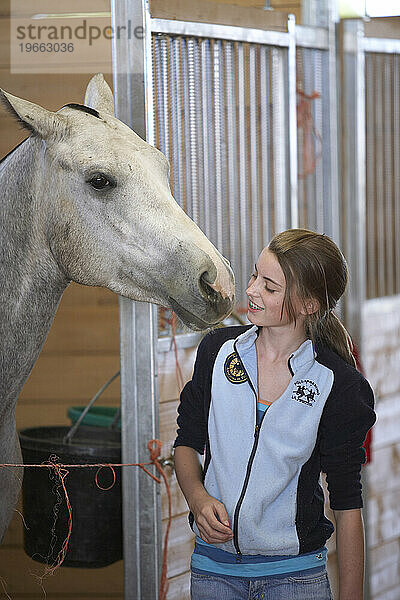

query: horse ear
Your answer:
[84,73,115,115]
[0,89,67,139]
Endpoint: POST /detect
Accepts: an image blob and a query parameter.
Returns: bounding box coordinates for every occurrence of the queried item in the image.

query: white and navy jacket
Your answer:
[174,325,376,558]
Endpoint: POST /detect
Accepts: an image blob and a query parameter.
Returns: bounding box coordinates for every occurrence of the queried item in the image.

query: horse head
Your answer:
[0,74,235,330]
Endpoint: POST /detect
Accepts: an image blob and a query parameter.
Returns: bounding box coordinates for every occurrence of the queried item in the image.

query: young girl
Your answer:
[174,229,376,600]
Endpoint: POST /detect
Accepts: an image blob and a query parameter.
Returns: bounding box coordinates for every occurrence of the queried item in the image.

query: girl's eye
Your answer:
[265,287,275,293]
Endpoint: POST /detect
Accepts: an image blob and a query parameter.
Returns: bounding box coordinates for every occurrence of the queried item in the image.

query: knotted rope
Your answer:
[0,439,171,600]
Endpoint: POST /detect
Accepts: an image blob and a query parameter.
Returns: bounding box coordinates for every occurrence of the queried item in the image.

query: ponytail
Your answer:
[308,310,356,368]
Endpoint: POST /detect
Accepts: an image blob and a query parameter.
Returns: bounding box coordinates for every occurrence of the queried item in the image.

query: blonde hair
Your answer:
[268,229,355,367]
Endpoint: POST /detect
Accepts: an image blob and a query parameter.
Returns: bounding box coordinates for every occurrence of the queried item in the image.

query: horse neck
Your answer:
[0,137,69,408]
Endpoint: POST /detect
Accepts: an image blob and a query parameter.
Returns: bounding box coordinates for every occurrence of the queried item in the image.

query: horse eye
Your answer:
[88,173,112,190]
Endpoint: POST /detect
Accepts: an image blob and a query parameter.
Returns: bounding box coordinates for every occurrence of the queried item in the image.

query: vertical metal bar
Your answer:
[249,44,261,262]
[341,19,366,349]
[365,53,376,299]
[313,49,324,233]
[201,39,214,242]
[288,15,298,228]
[383,55,394,296]
[303,48,315,230]
[393,54,400,294]
[225,41,240,283]
[238,42,249,301]
[111,2,161,599]
[374,54,385,297]
[326,10,340,245]
[187,37,200,224]
[160,36,170,158]
[193,39,205,229]
[213,39,224,251]
[260,45,272,245]
[170,36,184,208]
[296,48,306,228]
[271,46,288,233]
[181,38,191,217]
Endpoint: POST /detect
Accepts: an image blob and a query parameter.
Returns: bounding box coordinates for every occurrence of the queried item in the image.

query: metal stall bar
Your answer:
[260,44,272,246]
[363,37,400,54]
[365,53,376,299]
[271,44,288,233]
[325,10,340,245]
[111,2,161,599]
[312,48,324,233]
[383,55,394,296]
[213,39,225,252]
[237,42,250,299]
[288,15,299,228]
[373,53,385,298]
[170,37,185,209]
[341,19,366,348]
[225,41,241,283]
[394,54,400,296]
[249,43,262,263]
[200,38,213,241]
[151,18,291,46]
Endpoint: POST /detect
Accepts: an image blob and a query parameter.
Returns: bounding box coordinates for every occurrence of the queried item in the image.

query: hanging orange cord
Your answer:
[297,89,322,179]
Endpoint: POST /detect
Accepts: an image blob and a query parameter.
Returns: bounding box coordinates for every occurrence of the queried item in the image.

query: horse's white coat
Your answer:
[0,74,235,542]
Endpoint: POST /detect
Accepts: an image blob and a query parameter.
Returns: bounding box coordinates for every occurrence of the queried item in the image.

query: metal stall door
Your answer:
[150,17,298,309]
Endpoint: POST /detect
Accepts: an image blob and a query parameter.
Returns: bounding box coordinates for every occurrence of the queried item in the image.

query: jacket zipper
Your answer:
[232,341,260,559]
[288,354,294,376]
[231,344,295,559]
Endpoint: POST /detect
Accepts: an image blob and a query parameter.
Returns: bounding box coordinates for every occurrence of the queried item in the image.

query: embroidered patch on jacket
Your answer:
[224,352,248,384]
[292,379,320,406]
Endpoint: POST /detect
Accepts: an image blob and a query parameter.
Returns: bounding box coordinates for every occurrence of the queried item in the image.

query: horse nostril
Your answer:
[199,271,219,305]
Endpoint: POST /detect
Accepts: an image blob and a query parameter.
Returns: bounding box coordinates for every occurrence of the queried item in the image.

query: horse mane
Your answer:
[0,137,30,167]
[0,104,100,167]
[62,103,101,119]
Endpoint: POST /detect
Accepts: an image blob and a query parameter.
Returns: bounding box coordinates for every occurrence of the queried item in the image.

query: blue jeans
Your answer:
[191,568,333,600]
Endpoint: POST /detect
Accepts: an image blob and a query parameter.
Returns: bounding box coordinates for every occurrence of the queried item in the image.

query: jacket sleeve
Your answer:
[320,376,376,510]
[173,334,211,455]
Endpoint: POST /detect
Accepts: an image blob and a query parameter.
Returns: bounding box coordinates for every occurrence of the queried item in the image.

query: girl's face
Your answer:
[246,248,304,328]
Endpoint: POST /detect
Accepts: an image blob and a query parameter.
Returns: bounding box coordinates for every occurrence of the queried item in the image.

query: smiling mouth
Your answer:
[248,299,264,311]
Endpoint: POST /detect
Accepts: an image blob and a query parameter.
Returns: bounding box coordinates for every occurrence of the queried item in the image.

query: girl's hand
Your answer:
[191,491,234,544]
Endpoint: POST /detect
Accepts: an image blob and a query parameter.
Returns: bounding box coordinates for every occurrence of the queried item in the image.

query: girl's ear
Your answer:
[301,298,320,316]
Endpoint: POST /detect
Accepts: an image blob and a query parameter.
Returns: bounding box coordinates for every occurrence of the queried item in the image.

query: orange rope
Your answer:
[0,439,171,600]
[160,310,185,392]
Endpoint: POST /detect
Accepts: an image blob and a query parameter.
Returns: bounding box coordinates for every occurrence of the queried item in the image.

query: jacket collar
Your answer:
[235,326,315,374]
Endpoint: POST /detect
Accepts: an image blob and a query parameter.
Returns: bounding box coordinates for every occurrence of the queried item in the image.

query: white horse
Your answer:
[0,74,235,542]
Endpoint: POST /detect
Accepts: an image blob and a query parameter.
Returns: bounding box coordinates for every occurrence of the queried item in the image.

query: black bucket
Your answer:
[19,426,122,568]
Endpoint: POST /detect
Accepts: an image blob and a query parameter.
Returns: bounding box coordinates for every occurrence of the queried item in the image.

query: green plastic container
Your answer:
[67,406,121,429]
